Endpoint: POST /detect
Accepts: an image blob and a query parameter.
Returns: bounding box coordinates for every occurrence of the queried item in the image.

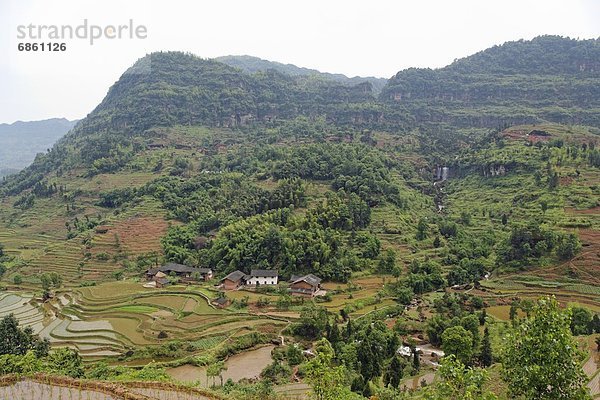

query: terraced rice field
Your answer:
[128,387,212,400]
[0,230,123,284]
[0,380,119,400]
[0,193,169,287]
[0,292,126,357]
[0,293,45,332]
[0,281,288,360]
[482,280,600,310]
[0,378,225,400]
[486,305,526,321]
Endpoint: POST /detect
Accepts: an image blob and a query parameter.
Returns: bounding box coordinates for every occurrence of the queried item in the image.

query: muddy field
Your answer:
[167,345,275,385]
[0,381,117,400]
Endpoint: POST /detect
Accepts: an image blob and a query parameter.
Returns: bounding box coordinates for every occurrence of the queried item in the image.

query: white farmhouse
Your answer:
[246,269,278,286]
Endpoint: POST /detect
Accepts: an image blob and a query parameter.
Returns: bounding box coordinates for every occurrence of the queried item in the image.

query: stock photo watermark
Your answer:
[16,19,148,51]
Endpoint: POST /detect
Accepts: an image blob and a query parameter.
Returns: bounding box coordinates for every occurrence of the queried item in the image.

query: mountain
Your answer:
[0,118,77,177]
[215,54,388,94]
[381,35,600,128]
[0,35,599,398]
[3,36,599,197]
[78,52,377,134]
[446,35,600,75]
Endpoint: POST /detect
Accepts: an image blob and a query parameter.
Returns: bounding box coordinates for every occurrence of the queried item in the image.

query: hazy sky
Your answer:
[1,0,598,123]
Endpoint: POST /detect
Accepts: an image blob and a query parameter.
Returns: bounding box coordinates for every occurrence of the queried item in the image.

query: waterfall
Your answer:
[441,167,449,181]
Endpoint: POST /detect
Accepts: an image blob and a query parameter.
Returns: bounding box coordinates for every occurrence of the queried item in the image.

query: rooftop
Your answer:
[250,269,278,277]
[291,273,321,287]
[222,270,246,282]
[146,263,212,275]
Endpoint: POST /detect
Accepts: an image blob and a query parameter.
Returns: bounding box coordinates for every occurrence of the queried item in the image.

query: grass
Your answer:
[113,305,159,313]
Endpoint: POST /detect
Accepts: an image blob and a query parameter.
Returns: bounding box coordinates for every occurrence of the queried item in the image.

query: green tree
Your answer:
[294,304,329,339]
[570,307,593,335]
[47,347,84,378]
[416,218,428,240]
[424,355,497,400]
[548,171,559,189]
[286,344,304,366]
[540,200,549,214]
[305,339,358,400]
[479,326,493,367]
[412,346,420,372]
[40,274,51,291]
[461,314,481,349]
[441,325,474,365]
[357,336,380,382]
[0,314,46,356]
[378,249,397,273]
[384,356,403,389]
[509,301,518,324]
[557,233,581,260]
[502,296,591,400]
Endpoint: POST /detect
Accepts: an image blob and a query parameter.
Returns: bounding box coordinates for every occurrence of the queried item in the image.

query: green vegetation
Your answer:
[0,36,598,400]
[502,297,591,399]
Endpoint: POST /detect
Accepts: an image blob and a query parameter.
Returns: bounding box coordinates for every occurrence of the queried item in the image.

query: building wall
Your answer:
[223,278,241,290]
[246,276,278,285]
[290,280,318,297]
[291,281,314,291]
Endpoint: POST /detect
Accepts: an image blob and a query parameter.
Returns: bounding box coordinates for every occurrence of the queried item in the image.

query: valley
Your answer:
[0,35,599,400]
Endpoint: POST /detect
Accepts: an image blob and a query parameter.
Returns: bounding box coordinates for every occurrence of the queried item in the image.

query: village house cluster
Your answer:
[145,264,324,297]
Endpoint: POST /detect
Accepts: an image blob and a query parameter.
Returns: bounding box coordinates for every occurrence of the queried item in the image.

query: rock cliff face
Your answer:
[484,165,507,177]
[380,36,600,128]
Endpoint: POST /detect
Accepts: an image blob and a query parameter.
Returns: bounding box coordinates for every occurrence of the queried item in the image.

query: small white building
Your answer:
[246,269,278,286]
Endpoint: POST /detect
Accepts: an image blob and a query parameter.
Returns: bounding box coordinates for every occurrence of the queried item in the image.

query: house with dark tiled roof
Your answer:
[221,270,246,290]
[212,296,230,308]
[145,263,212,282]
[289,274,322,297]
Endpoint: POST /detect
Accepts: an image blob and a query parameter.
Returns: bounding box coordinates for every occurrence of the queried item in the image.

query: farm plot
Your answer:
[166,345,276,385]
[0,293,45,330]
[0,292,125,357]
[1,280,288,361]
[0,376,225,400]
[0,380,119,400]
[68,282,286,356]
[481,277,600,310]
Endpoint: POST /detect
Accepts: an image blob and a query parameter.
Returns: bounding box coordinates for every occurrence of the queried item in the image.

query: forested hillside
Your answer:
[381,35,600,127]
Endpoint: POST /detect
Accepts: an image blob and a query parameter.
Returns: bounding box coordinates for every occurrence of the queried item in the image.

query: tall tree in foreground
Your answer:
[424,355,497,400]
[502,296,591,400]
[305,339,360,400]
[0,314,49,356]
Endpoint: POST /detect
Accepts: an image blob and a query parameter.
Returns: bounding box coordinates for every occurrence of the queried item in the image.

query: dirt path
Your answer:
[584,340,599,397]
[588,373,599,398]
